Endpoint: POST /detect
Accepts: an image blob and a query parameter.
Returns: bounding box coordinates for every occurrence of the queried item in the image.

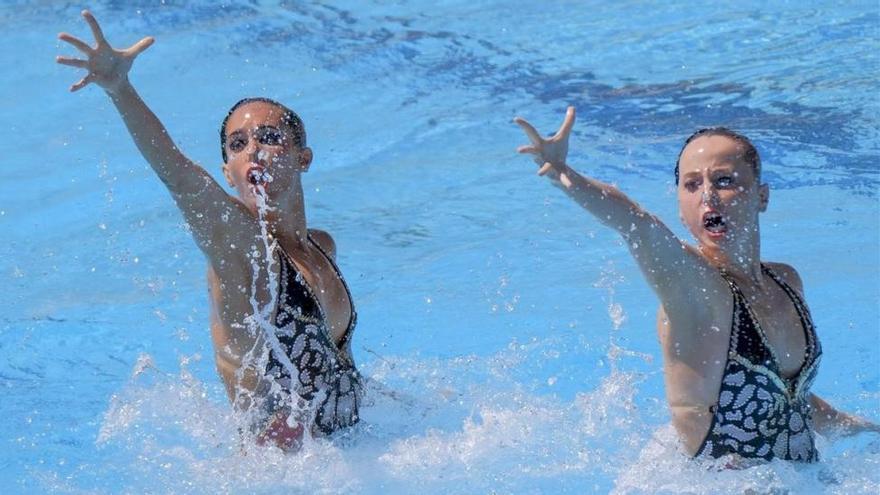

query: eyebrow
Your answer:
[227,125,282,139]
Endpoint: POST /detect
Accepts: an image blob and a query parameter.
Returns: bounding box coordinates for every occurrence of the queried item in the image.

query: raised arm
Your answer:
[515,107,654,237]
[57,11,255,265]
[514,107,725,313]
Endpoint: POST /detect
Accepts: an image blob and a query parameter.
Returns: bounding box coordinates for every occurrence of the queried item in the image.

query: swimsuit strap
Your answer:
[760,265,813,341]
[717,266,782,380]
[720,264,819,390]
[306,233,358,345]
[716,268,749,349]
[760,264,820,380]
[697,265,821,462]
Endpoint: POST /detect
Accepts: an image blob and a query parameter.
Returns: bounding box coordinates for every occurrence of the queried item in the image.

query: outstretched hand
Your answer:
[56,10,154,93]
[514,106,576,187]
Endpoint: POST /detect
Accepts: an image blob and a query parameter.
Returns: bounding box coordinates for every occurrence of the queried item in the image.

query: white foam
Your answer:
[91,344,880,494]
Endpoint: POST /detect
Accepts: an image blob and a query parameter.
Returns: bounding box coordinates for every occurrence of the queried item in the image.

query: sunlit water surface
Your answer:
[1,1,878,493]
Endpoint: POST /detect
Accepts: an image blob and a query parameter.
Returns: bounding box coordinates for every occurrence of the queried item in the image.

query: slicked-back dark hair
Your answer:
[674,127,761,185]
[220,97,306,162]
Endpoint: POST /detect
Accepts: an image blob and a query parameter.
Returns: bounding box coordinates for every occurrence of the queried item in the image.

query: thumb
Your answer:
[127,36,155,57]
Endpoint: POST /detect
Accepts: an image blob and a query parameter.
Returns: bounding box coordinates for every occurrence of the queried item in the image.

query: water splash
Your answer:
[87,339,880,494]
[231,186,329,444]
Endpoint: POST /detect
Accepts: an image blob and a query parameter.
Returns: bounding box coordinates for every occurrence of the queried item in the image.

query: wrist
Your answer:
[105,76,133,98]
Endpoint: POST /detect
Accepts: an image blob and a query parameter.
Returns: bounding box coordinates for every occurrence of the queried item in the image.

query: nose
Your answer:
[701,184,718,206]
[246,138,262,161]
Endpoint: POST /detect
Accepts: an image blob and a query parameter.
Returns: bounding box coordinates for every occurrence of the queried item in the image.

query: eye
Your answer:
[714,176,733,188]
[683,179,700,192]
[258,128,284,146]
[228,136,246,152]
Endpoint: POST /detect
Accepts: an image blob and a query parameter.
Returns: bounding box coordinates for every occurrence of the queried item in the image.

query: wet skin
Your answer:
[514,108,877,455]
[208,101,354,403]
[659,135,808,454]
[54,11,354,423]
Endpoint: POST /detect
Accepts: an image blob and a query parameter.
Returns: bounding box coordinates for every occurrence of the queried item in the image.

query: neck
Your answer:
[701,229,763,285]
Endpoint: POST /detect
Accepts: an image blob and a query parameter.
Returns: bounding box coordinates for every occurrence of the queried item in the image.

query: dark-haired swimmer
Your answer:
[514,107,879,463]
[57,11,362,451]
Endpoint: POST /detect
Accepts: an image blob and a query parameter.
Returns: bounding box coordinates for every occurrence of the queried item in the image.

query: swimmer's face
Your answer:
[221,101,312,210]
[677,135,768,251]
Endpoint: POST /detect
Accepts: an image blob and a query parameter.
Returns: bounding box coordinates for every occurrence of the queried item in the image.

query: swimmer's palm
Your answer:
[85,43,141,91]
[514,106,576,182]
[57,11,153,93]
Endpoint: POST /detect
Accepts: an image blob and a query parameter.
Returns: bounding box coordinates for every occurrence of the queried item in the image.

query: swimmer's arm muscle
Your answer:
[109,83,254,266]
[556,164,720,313]
[57,11,254,263]
[108,81,216,197]
[514,107,721,312]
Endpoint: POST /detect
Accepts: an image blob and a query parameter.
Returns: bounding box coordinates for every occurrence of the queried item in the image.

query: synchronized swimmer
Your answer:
[58,10,878,462]
[57,11,361,451]
[514,108,879,461]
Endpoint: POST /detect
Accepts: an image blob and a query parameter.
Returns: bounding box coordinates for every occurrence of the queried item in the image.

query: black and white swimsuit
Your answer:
[257,234,362,436]
[696,264,822,461]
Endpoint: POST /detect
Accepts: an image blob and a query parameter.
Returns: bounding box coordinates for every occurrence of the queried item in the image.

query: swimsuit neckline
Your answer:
[695,263,822,461]
[276,233,356,348]
[722,263,815,391]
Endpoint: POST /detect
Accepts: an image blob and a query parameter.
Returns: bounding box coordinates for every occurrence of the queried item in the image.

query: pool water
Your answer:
[1,1,878,493]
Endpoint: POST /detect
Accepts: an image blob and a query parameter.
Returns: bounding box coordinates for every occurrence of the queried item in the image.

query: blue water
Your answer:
[2,1,878,493]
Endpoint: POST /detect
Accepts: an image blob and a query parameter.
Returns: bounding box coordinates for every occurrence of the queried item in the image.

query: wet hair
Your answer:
[219,97,306,162]
[674,127,761,185]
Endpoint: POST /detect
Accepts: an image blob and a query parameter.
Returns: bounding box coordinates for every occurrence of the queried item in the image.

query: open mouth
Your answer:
[702,211,726,234]
[246,166,273,186]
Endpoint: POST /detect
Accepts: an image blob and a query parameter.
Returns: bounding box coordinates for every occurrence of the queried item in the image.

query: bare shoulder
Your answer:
[765,261,805,293]
[309,228,337,260]
[657,244,730,324]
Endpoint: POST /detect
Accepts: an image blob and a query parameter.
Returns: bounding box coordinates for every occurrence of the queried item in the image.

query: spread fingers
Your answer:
[58,32,92,54]
[557,106,576,137]
[70,75,93,92]
[127,36,155,57]
[513,116,542,145]
[56,56,88,68]
[82,10,108,46]
[537,162,555,176]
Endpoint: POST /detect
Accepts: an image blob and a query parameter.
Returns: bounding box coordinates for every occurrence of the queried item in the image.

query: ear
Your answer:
[222,163,235,187]
[758,183,769,212]
[298,147,314,172]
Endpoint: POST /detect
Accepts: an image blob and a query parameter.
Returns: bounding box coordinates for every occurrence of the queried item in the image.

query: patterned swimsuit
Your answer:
[256,234,362,436]
[696,264,822,461]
